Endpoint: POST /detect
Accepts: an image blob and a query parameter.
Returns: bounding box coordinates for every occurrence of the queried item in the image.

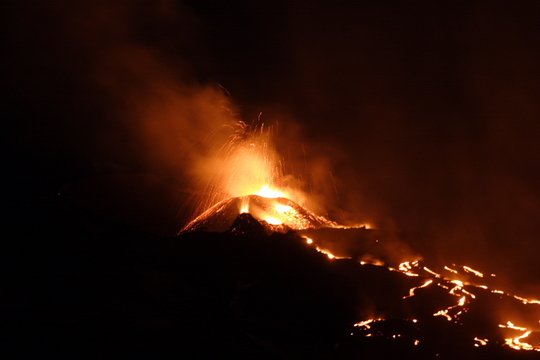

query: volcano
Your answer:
[181,194,336,233]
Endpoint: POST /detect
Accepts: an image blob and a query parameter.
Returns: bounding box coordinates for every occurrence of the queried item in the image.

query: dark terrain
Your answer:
[5,194,540,359]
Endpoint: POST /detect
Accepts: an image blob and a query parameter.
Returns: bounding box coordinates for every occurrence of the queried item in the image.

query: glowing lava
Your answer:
[354,259,540,352]
[255,185,286,198]
[496,321,540,352]
[264,217,282,225]
[181,194,336,233]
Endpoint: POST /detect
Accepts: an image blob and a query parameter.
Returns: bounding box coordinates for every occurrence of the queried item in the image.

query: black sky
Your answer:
[4,1,540,290]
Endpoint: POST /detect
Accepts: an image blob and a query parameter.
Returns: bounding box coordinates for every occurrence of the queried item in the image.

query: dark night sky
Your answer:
[4,1,540,290]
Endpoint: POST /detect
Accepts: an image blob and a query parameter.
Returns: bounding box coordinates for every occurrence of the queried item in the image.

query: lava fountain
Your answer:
[183,120,337,233]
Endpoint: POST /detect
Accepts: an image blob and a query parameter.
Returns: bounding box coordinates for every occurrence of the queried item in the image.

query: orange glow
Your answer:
[190,120,312,220]
[474,338,489,347]
[313,246,350,259]
[433,309,453,321]
[423,266,442,277]
[354,319,383,328]
[403,279,433,299]
[499,321,528,331]
[392,259,540,351]
[513,295,540,305]
[240,197,249,213]
[432,295,467,323]
[447,280,476,299]
[185,120,341,234]
[255,185,286,198]
[304,236,348,258]
[264,217,282,225]
[275,204,292,212]
[499,322,540,351]
[359,258,385,266]
[505,331,534,351]
[463,266,484,277]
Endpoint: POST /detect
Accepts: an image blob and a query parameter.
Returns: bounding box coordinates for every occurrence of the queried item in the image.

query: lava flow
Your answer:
[367,260,540,352]
[183,120,540,355]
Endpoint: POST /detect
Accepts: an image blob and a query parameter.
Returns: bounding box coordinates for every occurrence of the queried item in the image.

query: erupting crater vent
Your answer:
[180,194,336,234]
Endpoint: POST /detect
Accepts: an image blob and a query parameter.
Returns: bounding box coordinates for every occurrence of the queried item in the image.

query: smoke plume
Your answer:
[5,1,540,293]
